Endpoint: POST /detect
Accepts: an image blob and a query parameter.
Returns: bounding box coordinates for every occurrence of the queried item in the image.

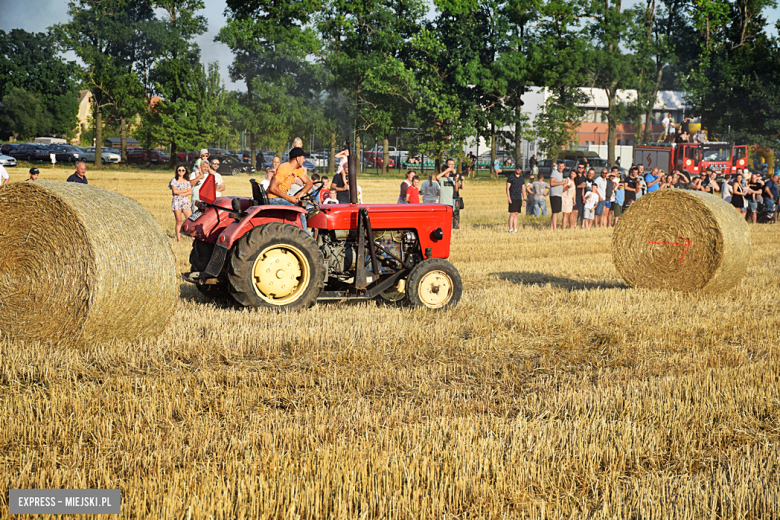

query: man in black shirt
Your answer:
[573,163,587,226]
[66,161,88,184]
[506,167,525,232]
[623,168,640,210]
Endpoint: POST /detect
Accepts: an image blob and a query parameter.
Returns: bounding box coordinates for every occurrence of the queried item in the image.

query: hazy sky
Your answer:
[2,0,778,93]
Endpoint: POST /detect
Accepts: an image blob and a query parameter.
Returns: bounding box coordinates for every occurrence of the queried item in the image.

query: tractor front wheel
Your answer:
[405,259,462,310]
[228,222,325,310]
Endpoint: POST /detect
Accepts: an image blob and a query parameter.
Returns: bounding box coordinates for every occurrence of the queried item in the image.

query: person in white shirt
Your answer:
[721,177,732,203]
[323,188,340,205]
[190,160,225,204]
[593,168,608,228]
[583,187,599,229]
[208,158,226,196]
[0,163,9,186]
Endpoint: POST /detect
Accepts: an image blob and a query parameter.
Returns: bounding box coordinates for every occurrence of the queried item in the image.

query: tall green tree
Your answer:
[147,0,208,169]
[588,0,634,166]
[319,0,423,175]
[529,0,590,160]
[0,88,52,140]
[219,0,321,166]
[57,0,136,168]
[0,29,79,138]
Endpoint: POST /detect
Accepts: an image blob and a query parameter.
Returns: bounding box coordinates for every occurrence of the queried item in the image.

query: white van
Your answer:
[35,137,67,145]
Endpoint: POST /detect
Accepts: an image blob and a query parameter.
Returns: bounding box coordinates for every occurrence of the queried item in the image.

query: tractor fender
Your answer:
[216,204,306,250]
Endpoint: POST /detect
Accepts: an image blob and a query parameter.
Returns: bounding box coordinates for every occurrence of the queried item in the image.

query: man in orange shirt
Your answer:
[268,147,314,230]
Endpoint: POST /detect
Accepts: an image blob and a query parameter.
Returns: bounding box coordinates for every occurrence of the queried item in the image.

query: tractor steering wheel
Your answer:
[298,180,324,205]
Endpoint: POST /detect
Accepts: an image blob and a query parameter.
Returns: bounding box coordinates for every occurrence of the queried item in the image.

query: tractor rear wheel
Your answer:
[405,259,462,310]
[228,222,325,310]
[189,239,232,300]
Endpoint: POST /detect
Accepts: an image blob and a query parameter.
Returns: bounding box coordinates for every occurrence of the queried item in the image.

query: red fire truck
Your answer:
[633,142,748,177]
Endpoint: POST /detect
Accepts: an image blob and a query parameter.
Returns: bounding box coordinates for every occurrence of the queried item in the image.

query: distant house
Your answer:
[105,137,140,149]
[73,90,92,145]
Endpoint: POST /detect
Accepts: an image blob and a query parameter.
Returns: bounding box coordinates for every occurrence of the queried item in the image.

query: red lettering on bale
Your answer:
[647,235,693,263]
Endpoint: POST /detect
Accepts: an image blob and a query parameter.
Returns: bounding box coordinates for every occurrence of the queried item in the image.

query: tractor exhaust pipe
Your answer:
[348,148,358,204]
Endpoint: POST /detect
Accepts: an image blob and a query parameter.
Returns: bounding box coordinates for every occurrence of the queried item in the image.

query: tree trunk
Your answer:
[120,117,127,164]
[490,125,497,178]
[382,137,389,175]
[643,67,664,144]
[434,157,441,175]
[607,90,617,167]
[94,102,103,170]
[329,132,336,174]
[355,132,362,177]
[250,131,256,169]
[170,142,177,171]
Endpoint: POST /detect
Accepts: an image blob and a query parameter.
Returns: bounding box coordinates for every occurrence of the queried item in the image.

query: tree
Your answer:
[0,88,51,140]
[534,87,587,161]
[0,29,79,137]
[219,0,321,166]
[529,0,591,159]
[319,0,423,175]
[588,0,634,166]
[146,0,208,169]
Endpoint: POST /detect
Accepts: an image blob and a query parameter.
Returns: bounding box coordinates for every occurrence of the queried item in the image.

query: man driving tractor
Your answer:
[267,147,315,229]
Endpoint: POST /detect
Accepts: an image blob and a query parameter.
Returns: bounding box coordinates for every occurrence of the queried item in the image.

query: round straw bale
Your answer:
[612,189,751,293]
[0,181,177,344]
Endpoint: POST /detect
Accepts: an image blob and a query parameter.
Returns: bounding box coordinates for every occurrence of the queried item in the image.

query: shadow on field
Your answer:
[491,272,627,291]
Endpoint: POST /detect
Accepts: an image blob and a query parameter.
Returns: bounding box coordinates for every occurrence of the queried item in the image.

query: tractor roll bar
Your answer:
[348,152,357,204]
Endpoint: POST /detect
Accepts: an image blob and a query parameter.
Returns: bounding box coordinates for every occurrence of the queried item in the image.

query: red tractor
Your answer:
[181,171,462,310]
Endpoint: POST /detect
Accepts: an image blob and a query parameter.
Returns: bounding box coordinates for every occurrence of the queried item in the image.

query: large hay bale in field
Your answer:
[612,189,750,293]
[0,181,177,344]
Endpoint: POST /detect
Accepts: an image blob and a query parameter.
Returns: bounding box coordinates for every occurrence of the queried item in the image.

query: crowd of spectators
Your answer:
[506,159,779,232]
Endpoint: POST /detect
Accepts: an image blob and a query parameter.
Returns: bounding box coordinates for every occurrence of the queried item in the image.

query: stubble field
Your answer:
[1,166,780,519]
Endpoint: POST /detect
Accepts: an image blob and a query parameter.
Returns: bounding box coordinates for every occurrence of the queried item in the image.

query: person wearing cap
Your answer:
[193,149,209,173]
[27,168,40,181]
[0,162,9,186]
[268,147,314,230]
[67,160,88,184]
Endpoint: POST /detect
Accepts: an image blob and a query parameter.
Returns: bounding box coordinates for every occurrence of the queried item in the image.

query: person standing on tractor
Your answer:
[267,147,314,229]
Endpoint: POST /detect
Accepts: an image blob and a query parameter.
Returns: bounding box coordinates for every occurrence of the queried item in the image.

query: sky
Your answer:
[2,0,779,94]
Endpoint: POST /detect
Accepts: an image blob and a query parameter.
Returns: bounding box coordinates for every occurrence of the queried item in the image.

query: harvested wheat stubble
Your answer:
[612,189,751,293]
[0,181,177,344]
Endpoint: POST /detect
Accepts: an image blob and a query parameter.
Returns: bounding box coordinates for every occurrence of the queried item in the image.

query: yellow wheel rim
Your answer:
[252,244,310,305]
[417,270,453,309]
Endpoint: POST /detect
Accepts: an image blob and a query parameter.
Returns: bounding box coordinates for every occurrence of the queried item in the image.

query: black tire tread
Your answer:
[228,222,325,310]
[405,258,462,310]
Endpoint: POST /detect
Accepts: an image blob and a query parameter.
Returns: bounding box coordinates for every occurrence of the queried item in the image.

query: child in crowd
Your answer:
[583,186,598,229]
[323,188,340,205]
[319,176,330,204]
[406,176,420,203]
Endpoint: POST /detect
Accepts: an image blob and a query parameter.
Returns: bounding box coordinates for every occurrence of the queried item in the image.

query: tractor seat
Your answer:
[249,178,270,206]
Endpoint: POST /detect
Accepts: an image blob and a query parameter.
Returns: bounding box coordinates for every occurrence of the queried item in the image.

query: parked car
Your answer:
[209,154,256,176]
[176,150,200,166]
[48,144,82,163]
[126,148,166,164]
[537,159,575,178]
[79,147,121,164]
[280,153,316,172]
[9,143,51,162]
[0,153,17,167]
[1,143,20,155]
